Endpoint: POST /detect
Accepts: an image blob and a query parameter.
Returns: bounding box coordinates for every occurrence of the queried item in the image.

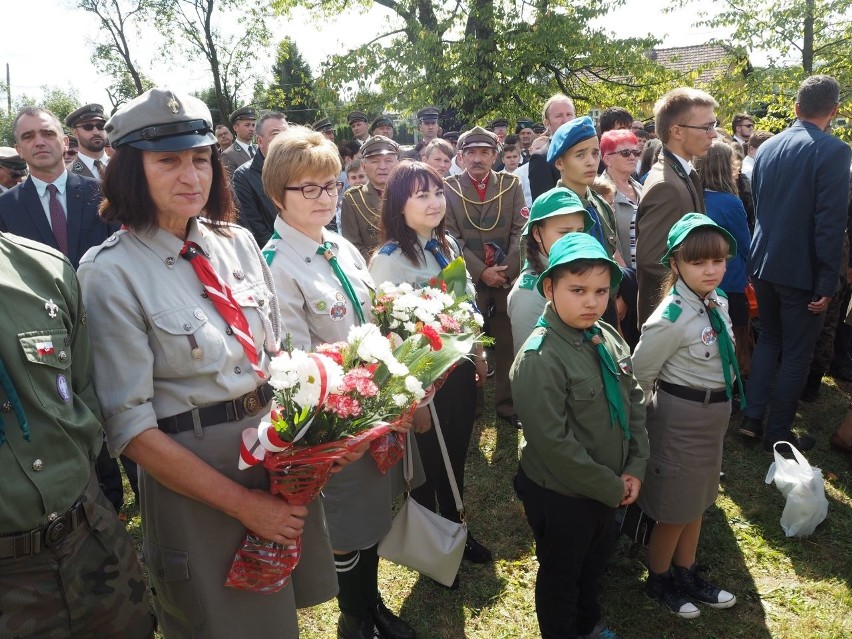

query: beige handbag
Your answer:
[378,403,467,586]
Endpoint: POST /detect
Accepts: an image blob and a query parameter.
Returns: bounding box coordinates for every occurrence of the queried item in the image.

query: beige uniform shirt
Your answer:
[369,233,474,295]
[78,218,280,456]
[632,280,733,401]
[264,215,373,350]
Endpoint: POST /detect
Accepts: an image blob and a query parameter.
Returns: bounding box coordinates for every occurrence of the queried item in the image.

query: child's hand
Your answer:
[619,474,642,506]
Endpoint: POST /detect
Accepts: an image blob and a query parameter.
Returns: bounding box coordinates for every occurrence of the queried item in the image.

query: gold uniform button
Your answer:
[32,459,44,472]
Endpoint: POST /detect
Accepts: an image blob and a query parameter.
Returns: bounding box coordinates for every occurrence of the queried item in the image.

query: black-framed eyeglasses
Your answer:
[677,121,719,134]
[607,149,641,158]
[77,122,106,131]
[283,181,344,199]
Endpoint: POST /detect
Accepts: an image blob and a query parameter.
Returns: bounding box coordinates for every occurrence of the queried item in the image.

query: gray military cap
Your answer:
[66,103,106,128]
[106,89,215,151]
[0,147,26,171]
[229,105,257,126]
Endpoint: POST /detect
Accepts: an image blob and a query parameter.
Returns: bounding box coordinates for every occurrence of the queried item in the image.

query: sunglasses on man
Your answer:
[76,122,106,132]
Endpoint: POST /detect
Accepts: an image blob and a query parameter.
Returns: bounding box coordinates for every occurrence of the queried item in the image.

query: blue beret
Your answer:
[547,116,597,165]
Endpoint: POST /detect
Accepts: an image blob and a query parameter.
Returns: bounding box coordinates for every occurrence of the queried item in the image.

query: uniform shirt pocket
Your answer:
[232,282,271,351]
[687,336,717,362]
[150,305,225,376]
[569,375,604,402]
[306,290,351,324]
[18,330,74,417]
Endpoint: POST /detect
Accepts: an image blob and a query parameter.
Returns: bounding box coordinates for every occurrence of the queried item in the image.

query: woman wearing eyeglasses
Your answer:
[261,126,417,639]
[600,130,643,270]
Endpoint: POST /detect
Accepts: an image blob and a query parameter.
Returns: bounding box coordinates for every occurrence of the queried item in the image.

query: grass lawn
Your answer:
[131,378,852,639]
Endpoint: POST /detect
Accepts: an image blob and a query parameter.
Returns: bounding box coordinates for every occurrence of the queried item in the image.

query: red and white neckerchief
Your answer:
[180,241,265,379]
[468,172,489,201]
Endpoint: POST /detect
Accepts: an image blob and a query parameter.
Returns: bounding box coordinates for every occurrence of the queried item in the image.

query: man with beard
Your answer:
[341,135,399,261]
[444,126,526,429]
[65,104,109,181]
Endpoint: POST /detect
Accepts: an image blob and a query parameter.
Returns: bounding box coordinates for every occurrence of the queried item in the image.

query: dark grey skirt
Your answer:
[637,387,731,524]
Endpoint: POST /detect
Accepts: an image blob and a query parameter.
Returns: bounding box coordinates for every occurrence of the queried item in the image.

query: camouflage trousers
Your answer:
[811,277,851,374]
[0,472,155,639]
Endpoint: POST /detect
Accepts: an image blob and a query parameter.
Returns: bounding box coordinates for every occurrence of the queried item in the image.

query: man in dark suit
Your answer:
[634,87,717,326]
[0,107,114,269]
[220,105,257,177]
[528,94,576,202]
[738,75,852,453]
[233,111,288,248]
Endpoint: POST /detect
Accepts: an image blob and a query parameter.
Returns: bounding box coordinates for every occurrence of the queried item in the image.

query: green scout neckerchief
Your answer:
[705,296,746,409]
[316,243,366,325]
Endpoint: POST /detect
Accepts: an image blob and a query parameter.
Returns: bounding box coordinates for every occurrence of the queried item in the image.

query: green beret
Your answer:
[106,88,215,151]
[515,120,535,134]
[229,106,257,125]
[360,135,400,158]
[65,103,106,128]
[661,213,736,267]
[537,233,622,295]
[459,126,497,150]
[522,187,594,236]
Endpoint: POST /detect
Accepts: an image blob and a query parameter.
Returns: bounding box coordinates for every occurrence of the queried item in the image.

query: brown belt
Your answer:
[0,501,86,559]
[157,383,274,434]
[658,380,728,405]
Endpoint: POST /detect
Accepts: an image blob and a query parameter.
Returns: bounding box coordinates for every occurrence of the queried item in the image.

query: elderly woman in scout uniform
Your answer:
[341,136,400,262]
[77,90,335,639]
[507,186,593,356]
[632,214,741,619]
[261,125,416,639]
[370,161,493,579]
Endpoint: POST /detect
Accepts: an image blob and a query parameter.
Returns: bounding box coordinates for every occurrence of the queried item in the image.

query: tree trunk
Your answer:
[802,0,814,74]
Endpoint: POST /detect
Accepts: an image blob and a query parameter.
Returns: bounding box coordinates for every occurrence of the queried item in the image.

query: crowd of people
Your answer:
[0,72,850,639]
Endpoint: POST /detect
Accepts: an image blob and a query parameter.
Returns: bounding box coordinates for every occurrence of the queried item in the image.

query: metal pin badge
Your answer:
[45,299,59,318]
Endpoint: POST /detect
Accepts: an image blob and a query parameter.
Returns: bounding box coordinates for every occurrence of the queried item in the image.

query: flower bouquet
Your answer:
[226,324,469,593]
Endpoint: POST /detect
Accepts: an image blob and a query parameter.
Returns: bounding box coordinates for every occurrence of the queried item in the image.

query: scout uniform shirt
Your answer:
[507,256,547,356]
[0,233,102,533]
[77,218,280,456]
[369,233,473,292]
[510,304,649,508]
[264,215,373,351]
[632,280,734,401]
[340,182,383,263]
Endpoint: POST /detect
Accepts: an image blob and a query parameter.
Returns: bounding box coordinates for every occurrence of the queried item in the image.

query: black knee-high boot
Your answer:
[335,550,376,639]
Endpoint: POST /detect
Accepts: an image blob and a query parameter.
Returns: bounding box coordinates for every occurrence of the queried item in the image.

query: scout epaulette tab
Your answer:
[378,242,399,256]
[661,301,682,322]
[523,326,547,352]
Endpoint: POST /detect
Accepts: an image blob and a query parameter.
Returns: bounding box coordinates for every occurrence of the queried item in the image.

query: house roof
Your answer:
[647,44,734,84]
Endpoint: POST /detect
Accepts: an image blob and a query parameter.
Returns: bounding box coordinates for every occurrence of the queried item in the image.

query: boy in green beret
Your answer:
[511,232,649,639]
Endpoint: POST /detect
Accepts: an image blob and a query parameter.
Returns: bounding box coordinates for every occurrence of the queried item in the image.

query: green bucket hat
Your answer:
[660,213,737,267]
[536,232,622,295]
[522,187,594,236]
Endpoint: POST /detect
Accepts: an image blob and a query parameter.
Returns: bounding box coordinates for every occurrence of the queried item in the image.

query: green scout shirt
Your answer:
[510,304,649,507]
[0,233,102,533]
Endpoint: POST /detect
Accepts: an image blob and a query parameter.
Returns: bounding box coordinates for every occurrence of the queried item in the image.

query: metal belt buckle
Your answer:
[45,512,69,546]
[242,390,261,417]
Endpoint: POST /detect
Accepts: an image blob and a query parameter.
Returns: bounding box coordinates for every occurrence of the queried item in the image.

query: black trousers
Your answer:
[514,468,617,639]
[411,360,476,522]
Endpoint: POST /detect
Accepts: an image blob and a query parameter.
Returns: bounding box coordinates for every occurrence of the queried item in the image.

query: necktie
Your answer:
[46,184,69,256]
[585,204,606,249]
[583,326,630,440]
[316,243,366,324]
[705,299,746,408]
[0,355,30,447]
[424,238,450,269]
[93,159,106,180]
[248,145,255,158]
[180,241,265,379]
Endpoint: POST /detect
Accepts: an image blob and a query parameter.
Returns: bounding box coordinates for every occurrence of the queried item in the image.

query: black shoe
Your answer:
[645,570,700,619]
[499,414,522,430]
[830,356,852,382]
[338,613,379,639]
[800,370,823,402]
[737,416,763,439]
[672,563,736,609]
[373,601,415,639]
[764,434,816,454]
[463,532,492,563]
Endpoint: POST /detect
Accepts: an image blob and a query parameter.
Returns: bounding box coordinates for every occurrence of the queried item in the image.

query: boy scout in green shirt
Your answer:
[511,233,649,639]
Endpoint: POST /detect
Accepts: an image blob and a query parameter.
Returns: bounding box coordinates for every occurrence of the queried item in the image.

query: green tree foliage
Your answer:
[253,38,322,124]
[0,86,81,145]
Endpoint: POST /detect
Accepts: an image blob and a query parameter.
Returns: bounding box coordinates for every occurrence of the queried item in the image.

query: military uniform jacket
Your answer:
[632,280,734,401]
[340,182,383,263]
[77,218,280,457]
[635,152,705,326]
[220,142,253,177]
[0,233,102,533]
[510,305,648,507]
[67,157,98,180]
[443,170,526,285]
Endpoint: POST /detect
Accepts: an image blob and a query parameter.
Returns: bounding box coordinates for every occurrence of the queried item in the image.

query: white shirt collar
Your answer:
[76,152,108,172]
[30,170,68,197]
[670,151,693,174]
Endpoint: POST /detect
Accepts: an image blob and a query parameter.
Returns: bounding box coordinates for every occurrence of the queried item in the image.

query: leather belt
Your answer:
[658,380,728,405]
[157,383,274,434]
[0,501,86,559]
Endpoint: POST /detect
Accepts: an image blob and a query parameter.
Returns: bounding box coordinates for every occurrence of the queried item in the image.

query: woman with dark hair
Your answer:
[369,161,493,582]
[693,140,751,374]
[261,126,416,639]
[78,89,336,638]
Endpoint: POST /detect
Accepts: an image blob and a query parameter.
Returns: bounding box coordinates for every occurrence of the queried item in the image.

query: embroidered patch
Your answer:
[701,326,718,346]
[618,357,633,374]
[315,300,328,311]
[519,273,538,290]
[330,301,347,321]
[36,341,55,356]
[56,374,71,403]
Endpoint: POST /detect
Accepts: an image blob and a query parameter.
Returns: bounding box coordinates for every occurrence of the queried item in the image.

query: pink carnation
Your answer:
[325,393,362,418]
[438,313,461,333]
[341,368,379,397]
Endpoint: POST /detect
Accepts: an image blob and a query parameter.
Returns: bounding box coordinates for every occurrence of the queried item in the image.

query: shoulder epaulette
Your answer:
[343,185,365,200]
[523,326,547,352]
[661,300,682,322]
[377,242,399,256]
[715,288,728,299]
[79,229,128,264]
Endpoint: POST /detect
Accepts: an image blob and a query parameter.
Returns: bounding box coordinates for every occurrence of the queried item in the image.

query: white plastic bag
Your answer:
[764,441,828,537]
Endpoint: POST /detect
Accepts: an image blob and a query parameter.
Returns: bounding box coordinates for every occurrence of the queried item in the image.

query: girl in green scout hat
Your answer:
[632,212,744,619]
[511,232,649,639]
[506,186,593,356]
